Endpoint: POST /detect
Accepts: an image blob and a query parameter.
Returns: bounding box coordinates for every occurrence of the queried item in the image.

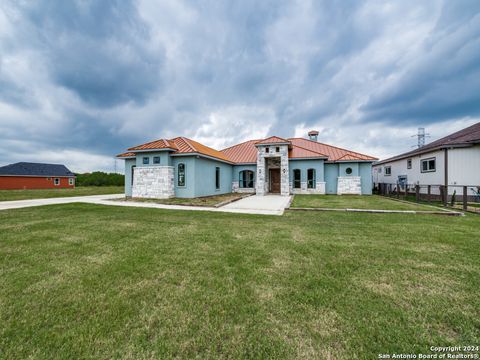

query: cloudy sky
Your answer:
[0,0,479,172]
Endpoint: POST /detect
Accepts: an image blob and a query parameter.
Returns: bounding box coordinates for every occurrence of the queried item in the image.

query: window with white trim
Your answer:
[307,169,316,189]
[69,178,74,186]
[54,178,60,186]
[421,158,436,173]
[239,170,254,188]
[293,169,301,189]
[384,166,391,176]
[407,159,412,169]
[215,167,220,190]
[178,163,186,187]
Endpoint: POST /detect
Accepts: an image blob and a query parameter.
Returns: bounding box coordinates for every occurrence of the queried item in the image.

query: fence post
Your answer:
[463,186,468,211]
[404,184,408,199]
[415,185,420,203]
[427,185,431,203]
[443,185,448,207]
[396,182,399,199]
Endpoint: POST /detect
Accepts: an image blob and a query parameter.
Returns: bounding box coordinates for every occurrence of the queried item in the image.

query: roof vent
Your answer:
[308,130,319,142]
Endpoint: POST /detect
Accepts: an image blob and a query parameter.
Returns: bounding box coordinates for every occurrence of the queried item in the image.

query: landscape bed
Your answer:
[0,203,479,359]
[123,192,248,207]
[0,186,124,202]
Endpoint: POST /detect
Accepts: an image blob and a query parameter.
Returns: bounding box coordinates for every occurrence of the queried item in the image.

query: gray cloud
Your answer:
[0,0,479,172]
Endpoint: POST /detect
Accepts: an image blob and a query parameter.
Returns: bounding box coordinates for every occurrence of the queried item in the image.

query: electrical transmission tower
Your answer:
[412,127,430,148]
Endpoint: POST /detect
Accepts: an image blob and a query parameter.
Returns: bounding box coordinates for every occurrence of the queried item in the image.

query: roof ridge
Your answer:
[288,137,375,159]
[179,137,198,152]
[290,143,328,157]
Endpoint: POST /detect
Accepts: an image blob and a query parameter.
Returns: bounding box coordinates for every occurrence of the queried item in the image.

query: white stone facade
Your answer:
[132,166,174,199]
[232,181,256,193]
[256,145,289,196]
[291,181,326,194]
[337,176,361,195]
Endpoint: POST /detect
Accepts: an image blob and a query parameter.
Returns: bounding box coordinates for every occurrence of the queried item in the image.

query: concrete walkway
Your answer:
[0,194,292,216]
[0,194,124,211]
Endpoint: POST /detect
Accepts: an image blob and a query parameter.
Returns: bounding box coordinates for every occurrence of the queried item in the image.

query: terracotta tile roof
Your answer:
[116,152,136,158]
[288,138,378,161]
[289,144,327,159]
[171,137,233,162]
[123,137,232,163]
[376,121,480,165]
[120,135,377,164]
[222,139,260,163]
[128,139,178,151]
[255,136,291,145]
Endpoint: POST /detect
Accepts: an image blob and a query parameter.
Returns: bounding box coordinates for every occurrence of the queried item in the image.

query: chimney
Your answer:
[308,130,319,142]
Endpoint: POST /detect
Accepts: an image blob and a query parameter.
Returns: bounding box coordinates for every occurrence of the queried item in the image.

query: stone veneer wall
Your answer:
[337,176,361,195]
[232,181,256,193]
[256,144,289,196]
[291,181,326,194]
[132,166,174,199]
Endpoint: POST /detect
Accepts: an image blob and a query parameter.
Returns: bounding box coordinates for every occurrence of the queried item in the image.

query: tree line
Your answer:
[75,172,124,186]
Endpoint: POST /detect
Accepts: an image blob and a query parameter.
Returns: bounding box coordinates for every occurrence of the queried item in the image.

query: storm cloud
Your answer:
[0,0,479,171]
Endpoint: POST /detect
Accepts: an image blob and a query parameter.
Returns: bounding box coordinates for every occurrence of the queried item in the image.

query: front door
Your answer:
[270,169,281,193]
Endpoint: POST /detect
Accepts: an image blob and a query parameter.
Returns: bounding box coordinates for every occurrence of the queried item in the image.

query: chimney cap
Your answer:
[308,130,319,136]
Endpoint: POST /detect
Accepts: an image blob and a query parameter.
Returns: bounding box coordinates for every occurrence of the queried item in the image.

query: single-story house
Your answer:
[373,122,480,197]
[116,131,377,199]
[0,162,76,190]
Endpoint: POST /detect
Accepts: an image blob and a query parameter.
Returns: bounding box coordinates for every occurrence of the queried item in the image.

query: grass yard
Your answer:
[0,186,124,202]
[291,194,441,211]
[126,192,248,207]
[0,204,479,359]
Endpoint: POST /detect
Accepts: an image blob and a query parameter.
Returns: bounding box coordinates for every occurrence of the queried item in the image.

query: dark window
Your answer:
[153,156,160,164]
[215,167,220,190]
[239,170,254,188]
[275,147,280,152]
[143,157,149,165]
[54,178,60,186]
[345,167,352,175]
[421,158,436,172]
[293,169,301,189]
[407,159,412,169]
[265,147,269,153]
[307,169,316,189]
[178,163,185,186]
[69,178,74,186]
[385,166,391,176]
[131,165,136,185]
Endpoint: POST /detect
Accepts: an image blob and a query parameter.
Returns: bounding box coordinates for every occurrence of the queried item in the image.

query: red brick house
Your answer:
[0,162,76,190]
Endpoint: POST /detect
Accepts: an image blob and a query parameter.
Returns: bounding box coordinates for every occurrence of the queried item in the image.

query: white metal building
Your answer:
[373,122,480,196]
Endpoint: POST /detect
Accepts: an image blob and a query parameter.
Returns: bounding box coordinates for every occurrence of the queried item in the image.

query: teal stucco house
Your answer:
[117,131,378,198]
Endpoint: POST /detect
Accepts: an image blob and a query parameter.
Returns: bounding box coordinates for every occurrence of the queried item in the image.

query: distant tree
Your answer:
[75,172,124,186]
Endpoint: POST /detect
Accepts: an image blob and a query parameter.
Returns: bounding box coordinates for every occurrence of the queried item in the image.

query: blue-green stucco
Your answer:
[324,163,339,194]
[289,159,324,185]
[124,158,136,197]
[123,152,373,197]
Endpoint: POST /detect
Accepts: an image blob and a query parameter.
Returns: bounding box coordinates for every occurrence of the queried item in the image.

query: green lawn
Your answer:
[126,192,247,207]
[291,194,442,211]
[0,186,124,201]
[0,204,479,359]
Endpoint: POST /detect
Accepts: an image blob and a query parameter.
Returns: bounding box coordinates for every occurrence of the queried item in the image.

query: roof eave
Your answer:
[170,152,235,165]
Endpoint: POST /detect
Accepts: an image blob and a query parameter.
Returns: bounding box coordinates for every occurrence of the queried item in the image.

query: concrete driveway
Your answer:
[221,195,292,215]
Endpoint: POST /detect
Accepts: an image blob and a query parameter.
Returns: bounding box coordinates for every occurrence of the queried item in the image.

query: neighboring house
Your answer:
[0,162,76,190]
[116,131,377,198]
[373,122,480,196]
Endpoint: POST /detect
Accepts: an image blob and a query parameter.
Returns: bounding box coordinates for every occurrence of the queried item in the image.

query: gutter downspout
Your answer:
[444,148,448,206]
